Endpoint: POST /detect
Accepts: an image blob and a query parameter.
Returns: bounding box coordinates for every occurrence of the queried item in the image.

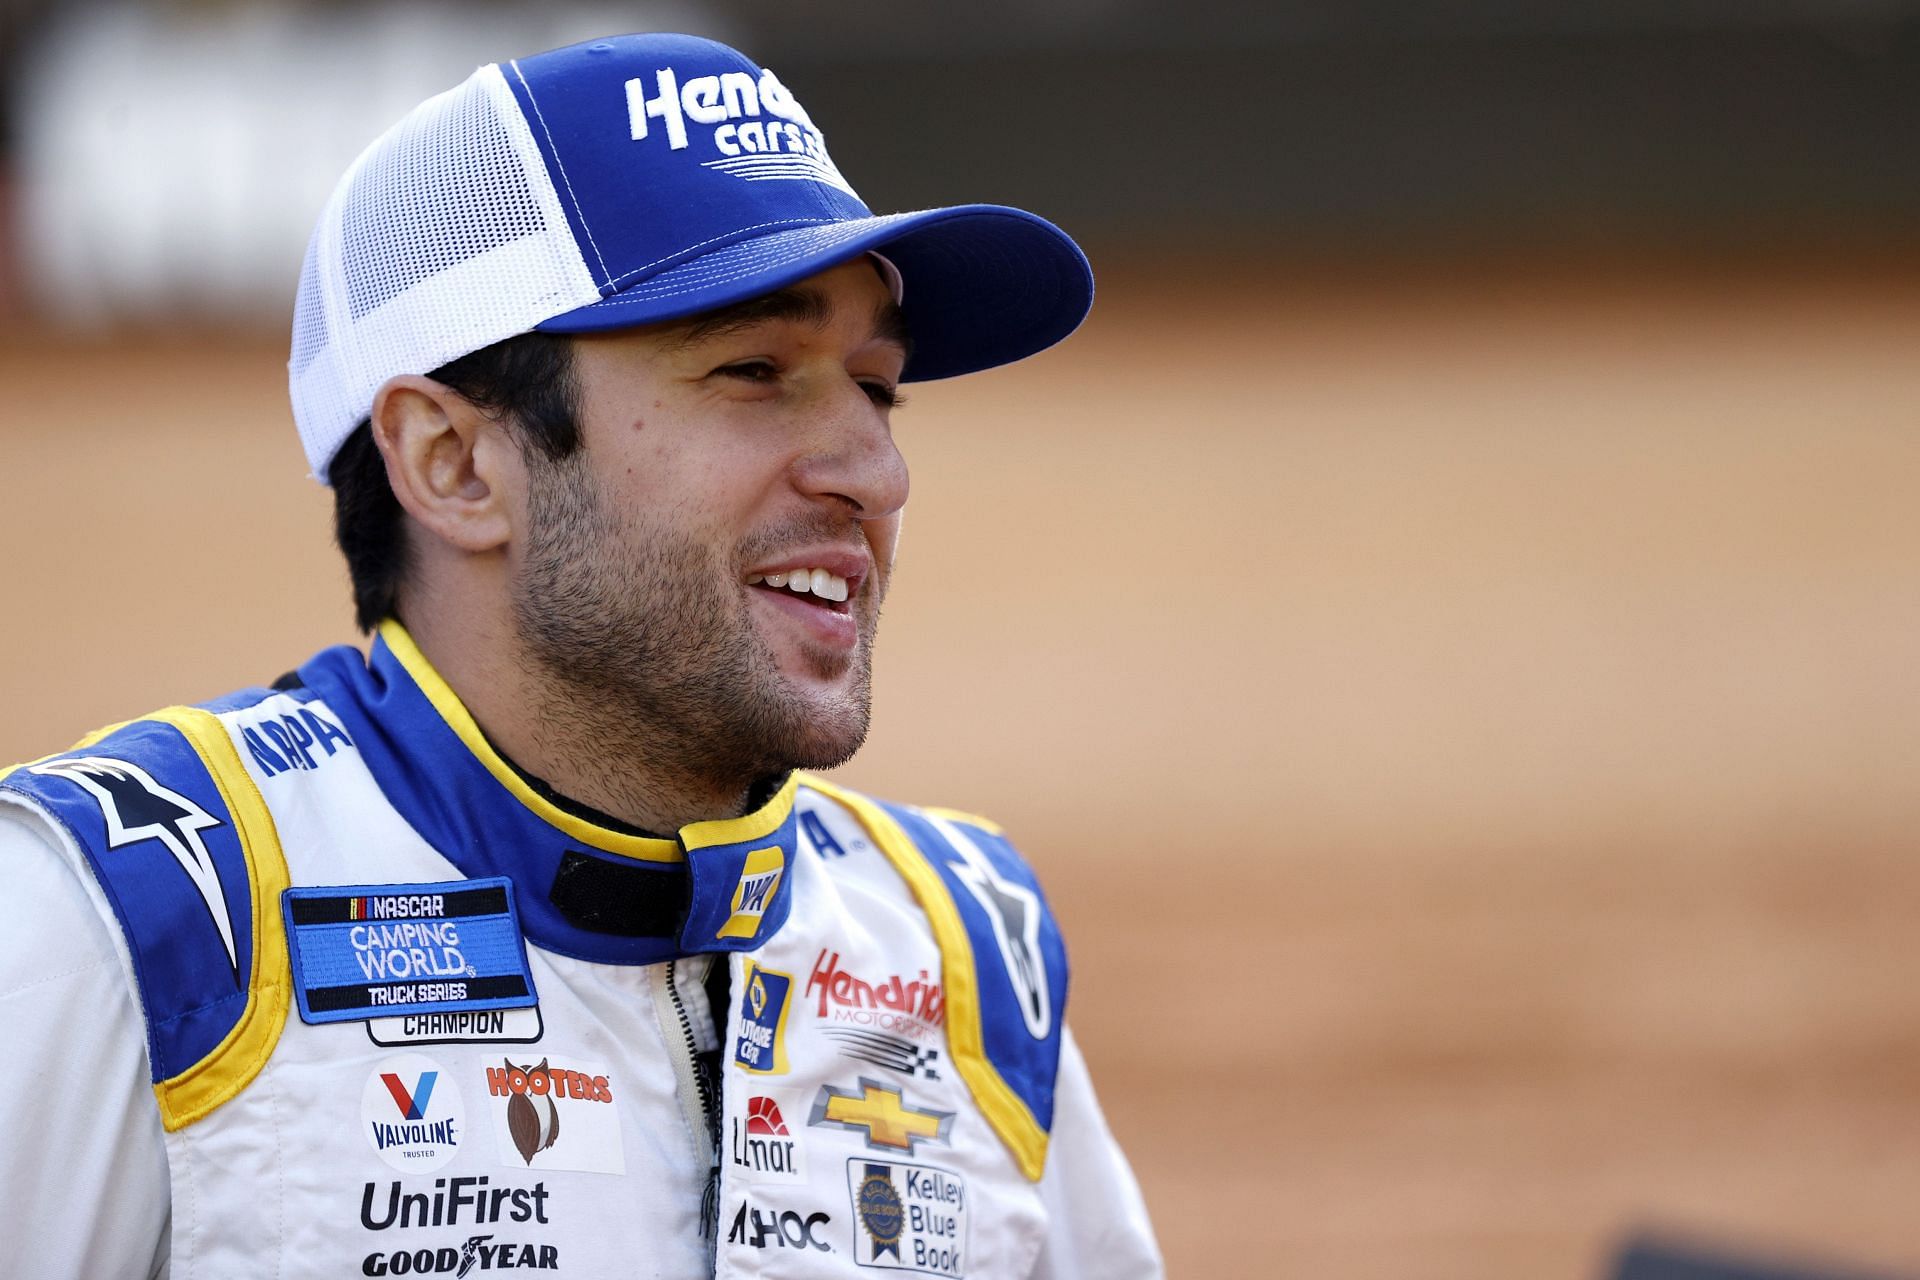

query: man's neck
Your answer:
[400,608,757,835]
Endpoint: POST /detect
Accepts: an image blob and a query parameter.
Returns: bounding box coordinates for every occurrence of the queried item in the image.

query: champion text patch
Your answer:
[284,878,538,1025]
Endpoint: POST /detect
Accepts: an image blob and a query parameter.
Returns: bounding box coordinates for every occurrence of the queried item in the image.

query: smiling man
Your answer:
[0,31,1160,1280]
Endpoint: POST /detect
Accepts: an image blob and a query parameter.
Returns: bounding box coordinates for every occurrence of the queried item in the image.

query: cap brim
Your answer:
[534,204,1093,382]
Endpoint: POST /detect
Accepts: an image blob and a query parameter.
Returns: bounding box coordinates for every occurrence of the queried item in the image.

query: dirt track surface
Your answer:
[4,257,1919,1277]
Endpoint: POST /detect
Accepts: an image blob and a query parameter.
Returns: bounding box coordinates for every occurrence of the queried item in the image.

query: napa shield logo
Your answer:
[362,1053,465,1172]
[716,846,785,941]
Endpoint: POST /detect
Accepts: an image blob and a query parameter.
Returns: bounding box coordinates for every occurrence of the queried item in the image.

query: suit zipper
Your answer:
[655,958,722,1251]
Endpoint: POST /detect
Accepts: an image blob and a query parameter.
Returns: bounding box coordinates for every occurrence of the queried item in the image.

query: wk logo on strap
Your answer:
[926,815,1051,1039]
[381,1070,438,1120]
[31,756,240,985]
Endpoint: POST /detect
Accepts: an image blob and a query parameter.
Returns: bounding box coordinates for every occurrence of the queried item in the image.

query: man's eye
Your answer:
[715,360,778,383]
[862,381,905,409]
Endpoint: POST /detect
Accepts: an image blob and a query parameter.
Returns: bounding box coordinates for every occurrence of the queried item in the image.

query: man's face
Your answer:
[508,258,910,788]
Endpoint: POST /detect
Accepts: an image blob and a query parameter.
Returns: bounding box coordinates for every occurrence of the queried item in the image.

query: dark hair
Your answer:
[329,332,581,632]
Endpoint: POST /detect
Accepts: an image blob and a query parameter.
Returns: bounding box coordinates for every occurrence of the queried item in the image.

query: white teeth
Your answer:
[749,566,850,602]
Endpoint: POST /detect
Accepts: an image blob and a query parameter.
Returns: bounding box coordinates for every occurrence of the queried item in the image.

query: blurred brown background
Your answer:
[4,3,1920,1276]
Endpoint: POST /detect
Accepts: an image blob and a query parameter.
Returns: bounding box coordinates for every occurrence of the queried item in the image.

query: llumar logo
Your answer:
[806,950,945,1040]
[623,65,856,195]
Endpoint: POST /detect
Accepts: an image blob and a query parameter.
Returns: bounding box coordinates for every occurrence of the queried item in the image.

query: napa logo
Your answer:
[716,846,785,941]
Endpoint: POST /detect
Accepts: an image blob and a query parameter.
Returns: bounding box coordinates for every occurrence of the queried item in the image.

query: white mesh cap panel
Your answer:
[288,64,600,482]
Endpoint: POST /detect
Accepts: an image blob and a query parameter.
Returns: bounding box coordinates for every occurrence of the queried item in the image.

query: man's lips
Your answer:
[746,579,860,649]
[743,548,869,602]
[742,547,870,650]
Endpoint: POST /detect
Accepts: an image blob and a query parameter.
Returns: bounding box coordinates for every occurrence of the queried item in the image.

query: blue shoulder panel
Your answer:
[2,717,259,1083]
[880,803,1070,1134]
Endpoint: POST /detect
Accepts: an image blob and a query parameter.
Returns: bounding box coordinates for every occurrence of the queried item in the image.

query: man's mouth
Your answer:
[745,567,853,613]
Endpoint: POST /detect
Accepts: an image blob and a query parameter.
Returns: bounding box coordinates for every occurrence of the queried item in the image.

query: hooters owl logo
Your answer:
[483,1057,624,1174]
[502,1058,560,1165]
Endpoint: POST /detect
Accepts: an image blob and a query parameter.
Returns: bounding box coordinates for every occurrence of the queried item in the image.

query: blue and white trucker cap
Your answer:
[289,31,1094,482]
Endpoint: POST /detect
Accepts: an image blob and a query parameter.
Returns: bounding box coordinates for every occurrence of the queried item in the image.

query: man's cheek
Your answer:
[868,511,904,593]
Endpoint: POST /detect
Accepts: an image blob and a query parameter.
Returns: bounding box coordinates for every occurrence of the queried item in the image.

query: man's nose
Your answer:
[791,382,910,521]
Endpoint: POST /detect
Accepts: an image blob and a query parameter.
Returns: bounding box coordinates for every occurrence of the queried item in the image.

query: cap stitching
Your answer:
[599,215,867,291]
[590,227,887,305]
[508,60,613,286]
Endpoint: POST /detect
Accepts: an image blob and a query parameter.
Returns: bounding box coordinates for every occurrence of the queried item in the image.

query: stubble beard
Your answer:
[510,453,880,807]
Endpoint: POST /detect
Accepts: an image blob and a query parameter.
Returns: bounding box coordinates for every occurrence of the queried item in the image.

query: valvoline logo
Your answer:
[362,1053,465,1173]
[381,1069,439,1120]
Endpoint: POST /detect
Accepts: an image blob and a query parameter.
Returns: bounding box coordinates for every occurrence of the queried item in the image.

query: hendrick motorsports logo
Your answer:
[807,950,945,1040]
[362,1054,464,1172]
[623,63,857,196]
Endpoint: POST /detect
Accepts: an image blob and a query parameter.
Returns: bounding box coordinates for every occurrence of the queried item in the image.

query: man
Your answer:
[0,30,1159,1280]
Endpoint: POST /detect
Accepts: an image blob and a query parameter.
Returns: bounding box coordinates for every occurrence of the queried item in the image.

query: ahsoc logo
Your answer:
[362,1053,464,1172]
[727,1199,832,1253]
[734,961,793,1075]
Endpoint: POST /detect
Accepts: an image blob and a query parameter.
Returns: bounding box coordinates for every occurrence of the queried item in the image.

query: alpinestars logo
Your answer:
[30,756,239,983]
[927,815,1052,1039]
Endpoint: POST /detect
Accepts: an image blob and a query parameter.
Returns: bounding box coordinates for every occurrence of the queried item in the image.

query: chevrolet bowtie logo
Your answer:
[808,1079,954,1154]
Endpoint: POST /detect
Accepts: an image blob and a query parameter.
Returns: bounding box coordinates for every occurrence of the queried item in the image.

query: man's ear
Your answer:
[370,375,519,553]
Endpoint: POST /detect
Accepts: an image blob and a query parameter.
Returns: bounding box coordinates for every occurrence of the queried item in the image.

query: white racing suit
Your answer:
[0,622,1160,1279]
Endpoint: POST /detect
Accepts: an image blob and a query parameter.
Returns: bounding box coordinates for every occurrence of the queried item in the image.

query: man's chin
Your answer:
[752,675,873,773]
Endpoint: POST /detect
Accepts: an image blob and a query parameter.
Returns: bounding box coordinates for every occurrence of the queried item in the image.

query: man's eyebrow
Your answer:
[871,297,913,360]
[658,285,914,360]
